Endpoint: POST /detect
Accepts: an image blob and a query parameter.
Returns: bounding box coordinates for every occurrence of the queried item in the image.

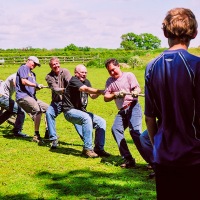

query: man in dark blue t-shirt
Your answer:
[16,56,49,141]
[145,8,200,200]
[62,64,110,158]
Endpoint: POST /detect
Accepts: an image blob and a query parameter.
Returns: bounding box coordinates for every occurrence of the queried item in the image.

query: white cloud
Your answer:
[0,0,200,49]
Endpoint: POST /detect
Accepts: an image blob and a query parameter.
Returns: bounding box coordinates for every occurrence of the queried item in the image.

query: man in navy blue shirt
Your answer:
[145,8,200,200]
[16,56,49,142]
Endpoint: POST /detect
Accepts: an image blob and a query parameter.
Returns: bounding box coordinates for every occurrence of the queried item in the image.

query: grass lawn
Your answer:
[0,63,156,200]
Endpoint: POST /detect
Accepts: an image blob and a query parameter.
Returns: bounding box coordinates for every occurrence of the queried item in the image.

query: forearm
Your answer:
[132,85,141,94]
[86,87,102,94]
[80,85,104,95]
[104,93,115,102]
[53,87,65,94]
[145,116,157,145]
[21,78,37,87]
[46,79,64,94]
[90,93,100,99]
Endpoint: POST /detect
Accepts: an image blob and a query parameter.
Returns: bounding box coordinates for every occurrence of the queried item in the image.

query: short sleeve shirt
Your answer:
[62,76,91,112]
[145,49,200,166]
[16,64,37,100]
[104,72,140,110]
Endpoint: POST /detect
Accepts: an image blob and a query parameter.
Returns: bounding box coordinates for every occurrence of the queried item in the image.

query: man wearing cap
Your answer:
[15,56,49,141]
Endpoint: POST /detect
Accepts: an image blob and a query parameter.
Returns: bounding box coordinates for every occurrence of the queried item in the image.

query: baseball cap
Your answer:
[28,56,41,66]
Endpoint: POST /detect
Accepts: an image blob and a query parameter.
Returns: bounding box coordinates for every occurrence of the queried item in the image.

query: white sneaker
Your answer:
[51,139,59,149]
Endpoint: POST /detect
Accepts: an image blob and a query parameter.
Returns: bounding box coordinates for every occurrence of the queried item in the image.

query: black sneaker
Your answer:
[94,150,111,157]
[14,131,29,138]
[120,158,136,168]
[149,172,156,179]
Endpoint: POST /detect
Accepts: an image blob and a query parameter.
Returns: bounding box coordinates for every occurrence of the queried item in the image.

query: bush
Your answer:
[128,55,143,68]
[86,59,101,68]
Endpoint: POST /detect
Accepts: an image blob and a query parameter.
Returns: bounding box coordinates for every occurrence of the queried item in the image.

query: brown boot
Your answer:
[82,149,99,158]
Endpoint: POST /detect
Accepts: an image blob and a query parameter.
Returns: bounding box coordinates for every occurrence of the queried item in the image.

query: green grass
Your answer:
[0,63,156,200]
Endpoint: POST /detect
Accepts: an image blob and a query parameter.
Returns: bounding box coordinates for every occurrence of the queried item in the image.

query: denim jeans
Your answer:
[0,95,25,131]
[46,102,63,141]
[46,102,86,142]
[140,129,154,166]
[64,108,106,150]
[112,102,143,159]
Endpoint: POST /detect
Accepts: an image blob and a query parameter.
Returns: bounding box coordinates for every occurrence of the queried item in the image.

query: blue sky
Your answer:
[1,0,200,49]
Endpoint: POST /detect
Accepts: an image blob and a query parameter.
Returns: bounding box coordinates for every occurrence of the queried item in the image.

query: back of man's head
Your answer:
[162,8,198,43]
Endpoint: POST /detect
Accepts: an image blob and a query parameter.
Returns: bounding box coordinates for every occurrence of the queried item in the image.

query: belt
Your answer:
[120,102,132,111]
[0,94,3,97]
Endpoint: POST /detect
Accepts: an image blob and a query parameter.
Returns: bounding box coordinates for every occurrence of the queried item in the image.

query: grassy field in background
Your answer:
[0,63,156,200]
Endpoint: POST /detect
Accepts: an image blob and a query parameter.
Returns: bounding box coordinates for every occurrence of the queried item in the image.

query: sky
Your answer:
[1,0,200,50]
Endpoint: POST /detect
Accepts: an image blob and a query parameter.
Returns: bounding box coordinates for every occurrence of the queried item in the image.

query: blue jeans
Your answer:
[64,108,106,150]
[46,102,86,142]
[140,129,154,166]
[46,102,63,141]
[0,95,25,132]
[112,102,143,159]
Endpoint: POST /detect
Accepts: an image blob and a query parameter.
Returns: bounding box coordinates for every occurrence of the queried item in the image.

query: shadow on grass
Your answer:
[34,167,156,199]
[49,146,82,157]
[0,125,34,142]
[0,128,156,200]
[0,164,155,200]
[0,125,13,135]
[0,125,83,149]
[0,194,36,200]
[59,140,83,147]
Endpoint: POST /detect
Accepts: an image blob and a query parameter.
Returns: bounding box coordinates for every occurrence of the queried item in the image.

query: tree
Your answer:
[139,33,161,50]
[64,43,79,51]
[120,32,161,50]
[64,44,91,51]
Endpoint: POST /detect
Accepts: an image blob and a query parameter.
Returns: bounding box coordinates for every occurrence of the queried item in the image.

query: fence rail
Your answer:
[0,56,98,65]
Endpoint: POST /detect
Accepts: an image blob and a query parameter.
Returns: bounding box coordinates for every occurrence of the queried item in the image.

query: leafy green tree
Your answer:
[78,46,90,51]
[64,43,79,51]
[64,44,91,51]
[139,33,161,50]
[120,33,139,50]
[120,32,161,50]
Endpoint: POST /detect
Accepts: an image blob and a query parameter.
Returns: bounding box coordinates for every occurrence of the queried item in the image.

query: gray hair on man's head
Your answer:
[49,57,60,66]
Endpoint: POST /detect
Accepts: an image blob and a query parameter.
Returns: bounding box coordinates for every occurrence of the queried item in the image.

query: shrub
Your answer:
[86,59,102,68]
[128,55,143,68]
